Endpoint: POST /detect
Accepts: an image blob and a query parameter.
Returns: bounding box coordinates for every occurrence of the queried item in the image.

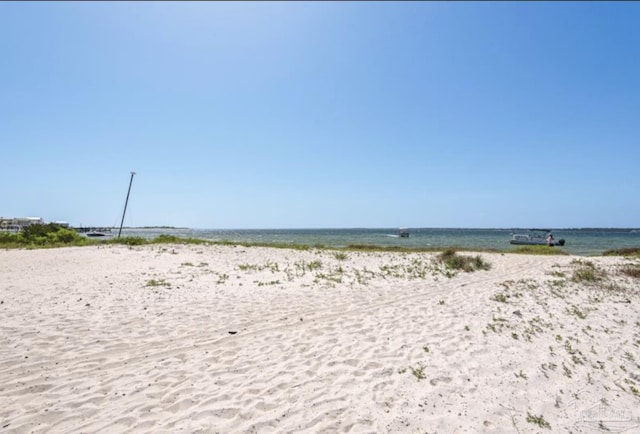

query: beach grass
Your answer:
[620,265,640,279]
[436,248,491,272]
[510,245,569,255]
[602,247,640,257]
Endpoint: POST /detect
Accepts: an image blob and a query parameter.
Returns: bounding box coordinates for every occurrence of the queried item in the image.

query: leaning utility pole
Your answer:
[117,171,136,239]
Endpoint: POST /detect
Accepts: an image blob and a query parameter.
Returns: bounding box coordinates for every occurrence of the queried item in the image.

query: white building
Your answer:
[0,217,44,232]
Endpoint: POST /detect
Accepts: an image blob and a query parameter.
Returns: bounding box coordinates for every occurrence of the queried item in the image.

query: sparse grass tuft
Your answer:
[620,265,640,279]
[526,412,551,429]
[303,260,323,271]
[333,252,348,261]
[410,363,426,381]
[145,278,170,287]
[515,370,527,379]
[603,247,640,257]
[571,260,606,283]
[256,280,280,286]
[566,304,588,319]
[436,249,491,272]
[492,292,508,303]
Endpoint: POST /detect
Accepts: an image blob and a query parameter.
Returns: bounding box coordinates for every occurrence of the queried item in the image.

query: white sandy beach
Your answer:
[1,244,639,433]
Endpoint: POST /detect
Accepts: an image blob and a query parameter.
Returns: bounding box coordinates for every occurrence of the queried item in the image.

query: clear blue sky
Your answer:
[2,2,639,229]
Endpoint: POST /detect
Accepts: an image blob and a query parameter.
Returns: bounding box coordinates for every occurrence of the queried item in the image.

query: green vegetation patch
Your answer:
[410,363,426,381]
[0,224,91,248]
[333,252,348,261]
[570,259,606,283]
[151,234,210,245]
[436,249,491,272]
[106,236,147,246]
[526,412,551,429]
[145,278,170,287]
[510,245,568,255]
[603,247,640,257]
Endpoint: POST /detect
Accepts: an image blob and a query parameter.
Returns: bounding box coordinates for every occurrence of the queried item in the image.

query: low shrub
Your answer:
[48,228,85,244]
[437,249,491,272]
[1,224,88,248]
[0,231,22,247]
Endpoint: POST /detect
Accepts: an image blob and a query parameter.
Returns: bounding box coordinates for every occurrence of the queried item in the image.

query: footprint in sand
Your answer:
[429,376,452,386]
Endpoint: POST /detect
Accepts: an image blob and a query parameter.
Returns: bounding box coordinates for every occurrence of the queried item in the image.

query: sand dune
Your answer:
[1,244,639,433]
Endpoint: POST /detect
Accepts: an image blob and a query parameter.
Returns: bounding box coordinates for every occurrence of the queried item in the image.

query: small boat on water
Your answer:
[74,227,113,238]
[86,231,111,238]
[399,228,410,238]
[510,229,565,246]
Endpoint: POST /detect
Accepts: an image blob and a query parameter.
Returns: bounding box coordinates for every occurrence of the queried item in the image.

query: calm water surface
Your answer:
[117,228,640,256]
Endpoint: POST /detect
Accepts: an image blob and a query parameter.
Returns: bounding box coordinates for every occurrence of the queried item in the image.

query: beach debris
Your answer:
[228,331,238,335]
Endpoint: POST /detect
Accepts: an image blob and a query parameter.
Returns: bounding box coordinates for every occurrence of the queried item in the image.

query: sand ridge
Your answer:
[1,245,639,433]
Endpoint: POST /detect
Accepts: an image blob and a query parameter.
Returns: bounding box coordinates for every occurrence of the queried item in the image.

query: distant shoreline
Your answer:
[97,226,640,232]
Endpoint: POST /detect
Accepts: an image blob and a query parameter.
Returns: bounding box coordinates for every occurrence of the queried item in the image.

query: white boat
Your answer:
[399,228,410,238]
[509,229,565,246]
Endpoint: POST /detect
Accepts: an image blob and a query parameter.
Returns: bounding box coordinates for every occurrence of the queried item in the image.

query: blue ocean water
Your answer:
[117,227,640,256]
